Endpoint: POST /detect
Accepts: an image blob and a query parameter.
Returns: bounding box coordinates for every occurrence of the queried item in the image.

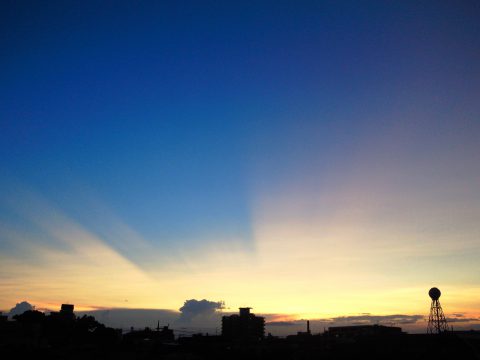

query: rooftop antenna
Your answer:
[427,287,449,334]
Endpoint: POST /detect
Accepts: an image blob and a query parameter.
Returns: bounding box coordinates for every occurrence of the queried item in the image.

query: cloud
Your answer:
[178,299,224,322]
[267,321,301,327]
[0,186,157,310]
[264,314,428,336]
[446,316,480,323]
[9,301,34,317]
[266,314,424,326]
[330,314,424,325]
[75,301,227,332]
[77,308,180,330]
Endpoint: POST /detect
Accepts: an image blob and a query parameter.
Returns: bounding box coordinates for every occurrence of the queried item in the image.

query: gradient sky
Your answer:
[1,1,480,331]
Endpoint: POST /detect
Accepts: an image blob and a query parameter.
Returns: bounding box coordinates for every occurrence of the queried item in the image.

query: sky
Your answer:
[1,1,480,334]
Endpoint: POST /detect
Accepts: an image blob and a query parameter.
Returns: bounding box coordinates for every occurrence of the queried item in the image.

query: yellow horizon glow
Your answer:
[1,175,479,326]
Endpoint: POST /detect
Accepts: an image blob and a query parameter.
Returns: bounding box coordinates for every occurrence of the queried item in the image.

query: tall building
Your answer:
[50,304,76,321]
[222,307,265,341]
[60,304,74,315]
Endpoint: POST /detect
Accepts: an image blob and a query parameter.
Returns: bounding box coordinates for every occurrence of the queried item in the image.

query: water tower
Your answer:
[427,287,448,334]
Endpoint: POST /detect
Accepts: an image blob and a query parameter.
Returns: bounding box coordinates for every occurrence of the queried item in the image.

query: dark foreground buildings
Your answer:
[123,321,174,345]
[49,303,76,321]
[1,304,480,359]
[222,307,265,341]
[326,324,403,338]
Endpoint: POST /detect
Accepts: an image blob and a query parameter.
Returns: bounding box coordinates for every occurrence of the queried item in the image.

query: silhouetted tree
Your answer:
[13,310,45,324]
[76,314,100,332]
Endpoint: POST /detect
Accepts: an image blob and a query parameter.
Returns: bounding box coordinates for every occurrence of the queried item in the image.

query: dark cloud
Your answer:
[264,314,427,336]
[266,314,425,327]
[77,308,179,330]
[75,300,226,332]
[178,299,224,323]
[329,314,424,325]
[446,317,480,323]
[9,301,34,317]
[267,321,301,327]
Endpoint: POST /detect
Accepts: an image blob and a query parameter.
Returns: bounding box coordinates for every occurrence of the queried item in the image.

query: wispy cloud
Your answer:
[267,321,300,327]
[446,314,480,323]
[0,185,156,310]
[329,314,424,325]
[267,314,424,327]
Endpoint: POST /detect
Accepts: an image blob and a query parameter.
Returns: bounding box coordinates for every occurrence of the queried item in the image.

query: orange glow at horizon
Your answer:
[1,158,480,330]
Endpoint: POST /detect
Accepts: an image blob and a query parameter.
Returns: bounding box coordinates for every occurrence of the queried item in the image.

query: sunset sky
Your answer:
[1,1,480,333]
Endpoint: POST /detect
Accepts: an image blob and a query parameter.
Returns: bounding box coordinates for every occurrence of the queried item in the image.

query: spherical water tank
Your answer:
[429,287,441,300]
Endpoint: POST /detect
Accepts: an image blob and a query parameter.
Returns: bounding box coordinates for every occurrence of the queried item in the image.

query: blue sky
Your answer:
[1,1,480,324]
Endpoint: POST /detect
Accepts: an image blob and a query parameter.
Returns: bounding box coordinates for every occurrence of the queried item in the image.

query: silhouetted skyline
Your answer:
[2,302,480,359]
[3,290,479,337]
[1,1,480,327]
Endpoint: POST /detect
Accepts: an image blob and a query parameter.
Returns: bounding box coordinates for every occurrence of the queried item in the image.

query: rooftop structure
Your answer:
[60,304,74,314]
[222,307,265,341]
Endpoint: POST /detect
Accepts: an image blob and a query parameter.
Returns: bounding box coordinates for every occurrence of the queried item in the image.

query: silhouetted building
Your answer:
[222,307,265,341]
[60,304,74,314]
[156,321,174,341]
[296,320,312,337]
[124,324,174,344]
[327,325,403,338]
[50,303,76,321]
